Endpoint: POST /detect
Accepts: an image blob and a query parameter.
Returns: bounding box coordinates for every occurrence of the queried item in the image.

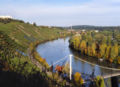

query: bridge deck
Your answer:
[103,73,120,79]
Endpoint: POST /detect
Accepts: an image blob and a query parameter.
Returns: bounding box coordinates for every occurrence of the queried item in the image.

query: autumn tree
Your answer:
[80,40,86,54]
[69,30,120,64]
[74,72,84,86]
[100,43,107,58]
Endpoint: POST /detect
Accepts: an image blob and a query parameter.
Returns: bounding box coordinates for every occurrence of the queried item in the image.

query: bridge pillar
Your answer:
[111,76,118,87]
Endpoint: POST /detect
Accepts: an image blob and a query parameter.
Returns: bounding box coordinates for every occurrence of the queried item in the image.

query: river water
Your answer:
[37,37,120,77]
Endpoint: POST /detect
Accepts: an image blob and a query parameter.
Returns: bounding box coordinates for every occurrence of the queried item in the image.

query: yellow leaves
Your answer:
[114,44,119,57]
[91,43,96,56]
[74,72,84,85]
[53,73,59,80]
[80,78,84,85]
[110,45,118,61]
[33,51,41,60]
[105,45,111,60]
[74,36,81,50]
[95,76,106,87]
[39,58,44,62]
[100,43,107,58]
[87,46,92,56]
[74,72,81,82]
[109,58,113,63]
[80,40,86,54]
[80,40,86,49]
[70,33,120,63]
[38,57,49,68]
[29,41,49,69]
[29,43,34,51]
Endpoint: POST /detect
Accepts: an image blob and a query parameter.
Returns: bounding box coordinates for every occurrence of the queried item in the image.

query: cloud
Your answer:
[0,0,120,26]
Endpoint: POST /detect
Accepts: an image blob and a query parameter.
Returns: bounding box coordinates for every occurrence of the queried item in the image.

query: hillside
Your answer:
[0,19,67,51]
[0,19,68,87]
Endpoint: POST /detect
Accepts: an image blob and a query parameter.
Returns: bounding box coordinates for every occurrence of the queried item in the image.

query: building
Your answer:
[95,30,99,33]
[0,16,13,19]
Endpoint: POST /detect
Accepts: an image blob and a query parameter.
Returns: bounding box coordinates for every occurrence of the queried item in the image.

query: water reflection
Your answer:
[37,37,118,76]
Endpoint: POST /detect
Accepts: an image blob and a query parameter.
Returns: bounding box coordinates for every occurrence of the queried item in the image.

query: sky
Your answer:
[0,0,120,26]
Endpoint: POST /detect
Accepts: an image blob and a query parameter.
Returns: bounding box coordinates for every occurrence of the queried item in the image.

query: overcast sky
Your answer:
[0,0,120,26]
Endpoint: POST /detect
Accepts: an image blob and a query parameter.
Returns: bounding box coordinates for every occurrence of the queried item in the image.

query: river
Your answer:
[37,37,120,76]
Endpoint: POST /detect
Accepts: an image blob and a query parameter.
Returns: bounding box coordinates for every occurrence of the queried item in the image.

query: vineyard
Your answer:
[0,19,67,51]
[0,19,69,87]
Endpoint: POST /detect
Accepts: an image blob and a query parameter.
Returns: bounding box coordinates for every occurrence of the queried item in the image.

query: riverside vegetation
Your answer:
[69,30,120,65]
[0,18,70,87]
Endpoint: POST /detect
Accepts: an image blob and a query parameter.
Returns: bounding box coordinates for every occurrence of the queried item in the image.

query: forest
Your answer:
[69,30,120,64]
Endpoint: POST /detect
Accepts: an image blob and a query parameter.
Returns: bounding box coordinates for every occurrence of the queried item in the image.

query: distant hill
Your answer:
[65,25,120,30]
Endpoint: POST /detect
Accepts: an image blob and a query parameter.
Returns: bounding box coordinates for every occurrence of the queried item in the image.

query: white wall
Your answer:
[0,16,13,19]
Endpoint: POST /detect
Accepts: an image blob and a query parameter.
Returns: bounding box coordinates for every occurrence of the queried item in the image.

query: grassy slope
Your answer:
[0,20,68,87]
[0,21,66,51]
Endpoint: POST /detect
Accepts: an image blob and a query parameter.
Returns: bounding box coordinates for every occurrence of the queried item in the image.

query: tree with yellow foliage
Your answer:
[74,72,84,86]
[80,40,87,54]
[69,30,120,64]
[110,44,119,63]
[91,43,96,56]
[95,76,106,87]
[105,45,111,60]
[100,43,107,58]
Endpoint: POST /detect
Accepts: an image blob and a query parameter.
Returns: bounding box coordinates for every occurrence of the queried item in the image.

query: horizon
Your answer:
[0,0,120,26]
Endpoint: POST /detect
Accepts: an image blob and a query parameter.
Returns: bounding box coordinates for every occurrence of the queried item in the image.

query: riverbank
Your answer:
[69,32,120,69]
[35,37,110,87]
[0,19,69,52]
[28,36,73,87]
[70,44,120,69]
[0,19,72,87]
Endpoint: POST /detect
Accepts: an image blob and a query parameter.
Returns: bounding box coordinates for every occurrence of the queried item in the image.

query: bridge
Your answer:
[103,73,120,79]
[51,54,120,79]
[74,56,120,79]
[51,54,120,87]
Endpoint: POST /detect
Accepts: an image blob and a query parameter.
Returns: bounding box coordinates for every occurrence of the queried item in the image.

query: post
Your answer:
[69,54,72,80]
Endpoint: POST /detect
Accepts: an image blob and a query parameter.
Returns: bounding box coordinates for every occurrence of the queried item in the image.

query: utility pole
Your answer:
[71,25,72,30]
[69,54,72,80]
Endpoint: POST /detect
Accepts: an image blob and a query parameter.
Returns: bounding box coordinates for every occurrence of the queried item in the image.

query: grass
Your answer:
[0,19,69,87]
[0,20,67,51]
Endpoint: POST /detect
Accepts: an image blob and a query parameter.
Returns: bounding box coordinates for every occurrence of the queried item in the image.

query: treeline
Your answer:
[66,25,120,31]
[0,18,24,24]
[69,30,120,64]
